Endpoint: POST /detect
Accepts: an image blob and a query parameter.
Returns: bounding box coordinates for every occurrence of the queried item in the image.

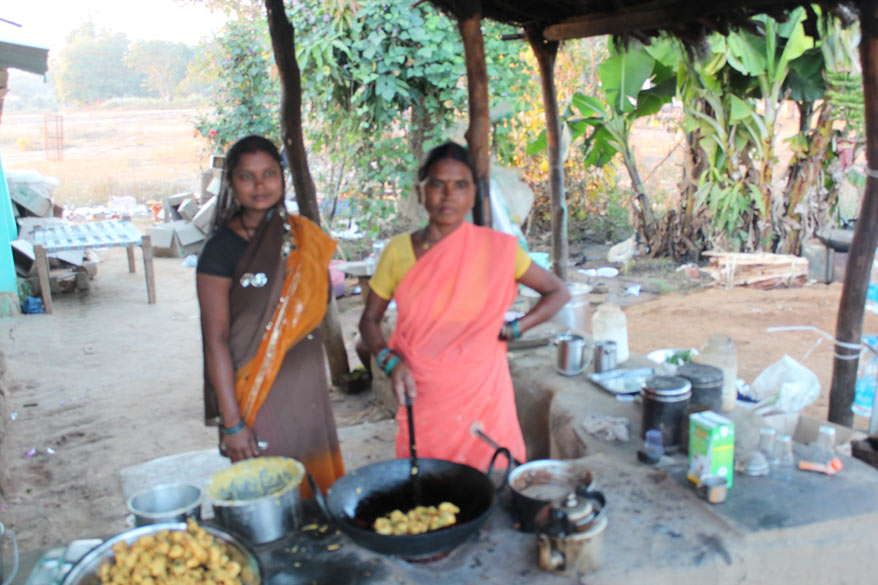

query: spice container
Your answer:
[641,375,692,451]
[677,362,723,412]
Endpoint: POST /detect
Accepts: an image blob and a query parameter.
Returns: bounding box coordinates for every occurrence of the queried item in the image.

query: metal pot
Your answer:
[524,283,593,334]
[508,460,594,532]
[206,457,305,545]
[127,483,202,527]
[310,448,511,559]
[60,522,261,585]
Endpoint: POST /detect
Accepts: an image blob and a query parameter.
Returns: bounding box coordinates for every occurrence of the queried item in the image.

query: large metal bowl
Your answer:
[59,522,261,585]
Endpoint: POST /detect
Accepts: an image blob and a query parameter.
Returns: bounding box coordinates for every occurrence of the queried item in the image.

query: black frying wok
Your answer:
[309,448,510,559]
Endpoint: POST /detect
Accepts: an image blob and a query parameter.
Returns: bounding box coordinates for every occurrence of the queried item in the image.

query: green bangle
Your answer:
[221,420,247,436]
[384,355,401,376]
[512,320,521,340]
[377,348,393,368]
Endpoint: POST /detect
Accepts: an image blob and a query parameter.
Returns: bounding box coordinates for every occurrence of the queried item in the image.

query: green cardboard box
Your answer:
[688,411,735,488]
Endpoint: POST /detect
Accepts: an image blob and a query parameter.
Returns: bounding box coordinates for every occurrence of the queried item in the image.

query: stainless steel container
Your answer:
[524,283,592,334]
[593,340,617,373]
[641,375,692,451]
[555,334,590,376]
[126,483,202,527]
[206,457,305,545]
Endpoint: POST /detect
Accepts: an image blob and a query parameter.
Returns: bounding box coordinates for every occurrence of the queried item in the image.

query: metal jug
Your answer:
[555,334,591,376]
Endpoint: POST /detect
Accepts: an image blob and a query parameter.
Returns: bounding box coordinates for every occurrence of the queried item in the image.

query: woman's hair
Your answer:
[417,141,477,184]
[212,135,286,231]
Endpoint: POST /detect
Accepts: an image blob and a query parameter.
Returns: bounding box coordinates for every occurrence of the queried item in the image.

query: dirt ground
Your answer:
[1,244,876,552]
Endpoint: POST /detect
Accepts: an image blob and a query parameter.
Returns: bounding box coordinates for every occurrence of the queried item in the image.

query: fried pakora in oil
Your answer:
[372,502,460,535]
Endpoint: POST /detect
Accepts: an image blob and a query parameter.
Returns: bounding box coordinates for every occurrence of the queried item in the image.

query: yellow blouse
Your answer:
[369,231,532,300]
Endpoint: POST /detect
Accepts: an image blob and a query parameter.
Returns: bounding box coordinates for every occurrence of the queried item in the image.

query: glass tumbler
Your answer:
[815,425,836,461]
[758,426,776,459]
[772,433,795,479]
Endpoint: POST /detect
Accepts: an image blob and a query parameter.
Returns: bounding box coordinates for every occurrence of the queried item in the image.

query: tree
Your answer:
[292,0,530,230]
[528,38,676,254]
[126,40,195,102]
[192,19,281,153]
[54,22,145,105]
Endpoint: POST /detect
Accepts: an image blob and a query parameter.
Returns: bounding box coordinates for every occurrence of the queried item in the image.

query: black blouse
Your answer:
[196,225,248,278]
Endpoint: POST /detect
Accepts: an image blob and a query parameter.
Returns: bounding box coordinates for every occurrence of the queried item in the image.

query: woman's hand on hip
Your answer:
[391,362,418,406]
[222,427,260,462]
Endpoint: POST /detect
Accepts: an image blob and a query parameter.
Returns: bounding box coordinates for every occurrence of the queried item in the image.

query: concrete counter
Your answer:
[509,344,878,584]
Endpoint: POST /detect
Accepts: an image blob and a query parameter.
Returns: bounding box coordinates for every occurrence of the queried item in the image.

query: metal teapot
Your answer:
[535,489,607,575]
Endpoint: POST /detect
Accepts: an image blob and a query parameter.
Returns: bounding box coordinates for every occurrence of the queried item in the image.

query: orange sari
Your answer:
[389,222,526,470]
[202,211,344,496]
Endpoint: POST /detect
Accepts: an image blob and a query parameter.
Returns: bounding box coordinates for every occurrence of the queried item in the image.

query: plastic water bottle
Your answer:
[592,302,629,363]
[693,334,738,412]
[853,335,878,418]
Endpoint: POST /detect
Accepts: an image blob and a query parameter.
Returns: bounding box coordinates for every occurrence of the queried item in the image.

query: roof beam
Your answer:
[542,0,806,41]
[544,8,674,40]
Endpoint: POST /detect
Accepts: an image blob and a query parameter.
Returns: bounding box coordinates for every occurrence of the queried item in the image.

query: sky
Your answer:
[3,0,228,53]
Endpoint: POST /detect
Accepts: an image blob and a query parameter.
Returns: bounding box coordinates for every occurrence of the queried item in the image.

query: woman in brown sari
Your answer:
[196,135,344,496]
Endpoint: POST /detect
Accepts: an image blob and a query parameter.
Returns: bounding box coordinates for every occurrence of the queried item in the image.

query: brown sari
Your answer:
[202,209,345,496]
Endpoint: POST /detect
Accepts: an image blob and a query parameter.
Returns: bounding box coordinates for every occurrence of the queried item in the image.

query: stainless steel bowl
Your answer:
[60,522,261,585]
[126,483,202,527]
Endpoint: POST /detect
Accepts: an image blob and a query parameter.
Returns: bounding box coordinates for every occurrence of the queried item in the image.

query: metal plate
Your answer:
[588,367,654,395]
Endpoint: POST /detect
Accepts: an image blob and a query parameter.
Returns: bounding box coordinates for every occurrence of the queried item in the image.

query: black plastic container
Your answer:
[641,375,691,451]
[677,363,723,412]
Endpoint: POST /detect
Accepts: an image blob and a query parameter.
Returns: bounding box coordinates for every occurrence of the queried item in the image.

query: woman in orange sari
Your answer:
[359,142,570,469]
[196,135,344,496]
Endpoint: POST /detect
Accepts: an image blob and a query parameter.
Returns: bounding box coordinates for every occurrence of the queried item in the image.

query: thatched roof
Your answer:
[426,1,859,42]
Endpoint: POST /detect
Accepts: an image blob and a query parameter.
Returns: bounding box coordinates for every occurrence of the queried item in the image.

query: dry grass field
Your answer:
[0,108,210,208]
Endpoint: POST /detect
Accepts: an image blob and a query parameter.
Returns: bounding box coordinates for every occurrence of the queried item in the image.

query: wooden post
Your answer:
[828,1,878,426]
[126,244,136,273]
[33,244,53,314]
[265,0,350,386]
[526,26,568,281]
[264,0,322,225]
[141,235,157,304]
[457,5,492,227]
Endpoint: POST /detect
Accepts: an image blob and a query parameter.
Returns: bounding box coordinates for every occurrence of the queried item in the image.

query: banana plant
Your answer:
[528,38,677,252]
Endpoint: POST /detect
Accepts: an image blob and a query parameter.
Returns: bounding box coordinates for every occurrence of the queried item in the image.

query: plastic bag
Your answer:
[490,165,534,252]
[750,355,820,414]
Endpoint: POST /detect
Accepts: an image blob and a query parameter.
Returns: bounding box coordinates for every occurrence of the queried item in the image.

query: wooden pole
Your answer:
[264,0,350,386]
[126,243,136,273]
[141,235,156,304]
[457,5,491,227]
[526,26,568,281]
[828,0,878,426]
[34,244,53,314]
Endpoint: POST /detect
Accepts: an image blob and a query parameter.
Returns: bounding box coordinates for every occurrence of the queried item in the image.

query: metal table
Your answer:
[31,221,156,312]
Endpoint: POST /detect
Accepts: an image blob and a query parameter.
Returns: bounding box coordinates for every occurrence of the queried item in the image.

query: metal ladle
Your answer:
[405,394,422,504]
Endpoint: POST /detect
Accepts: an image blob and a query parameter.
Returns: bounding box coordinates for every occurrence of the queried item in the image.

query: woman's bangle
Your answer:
[384,355,402,376]
[377,347,393,368]
[512,319,521,339]
[221,419,247,436]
